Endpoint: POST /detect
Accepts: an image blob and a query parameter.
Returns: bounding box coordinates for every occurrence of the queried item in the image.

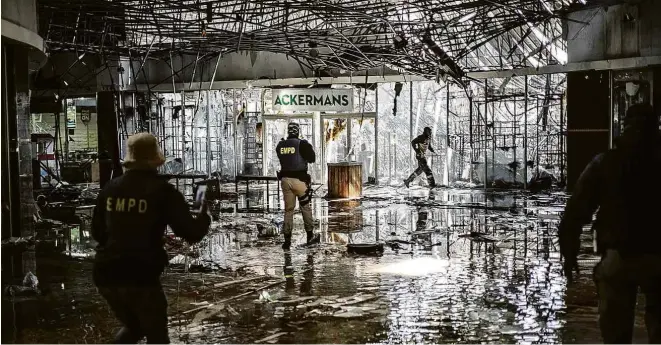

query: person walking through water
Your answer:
[92,133,211,343]
[276,122,320,250]
[559,103,661,344]
[404,126,437,188]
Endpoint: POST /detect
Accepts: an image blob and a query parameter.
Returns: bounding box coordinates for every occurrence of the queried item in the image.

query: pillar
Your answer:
[97,91,123,187]
[1,43,35,239]
[566,70,611,191]
[1,44,20,239]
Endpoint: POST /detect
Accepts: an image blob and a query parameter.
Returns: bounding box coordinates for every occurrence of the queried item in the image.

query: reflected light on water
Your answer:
[369,257,450,276]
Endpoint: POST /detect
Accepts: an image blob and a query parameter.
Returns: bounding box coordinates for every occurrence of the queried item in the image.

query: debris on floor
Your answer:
[5,185,625,344]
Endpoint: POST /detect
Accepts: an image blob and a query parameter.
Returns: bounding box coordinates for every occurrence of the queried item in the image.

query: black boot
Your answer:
[306,231,320,245]
[427,176,437,188]
[282,234,292,250]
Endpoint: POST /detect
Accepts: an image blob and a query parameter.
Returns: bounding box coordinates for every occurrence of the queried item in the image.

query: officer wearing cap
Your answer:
[91,133,210,344]
[276,122,319,250]
[559,103,661,343]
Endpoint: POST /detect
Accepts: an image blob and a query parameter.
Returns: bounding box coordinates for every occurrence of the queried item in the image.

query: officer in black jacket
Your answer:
[404,126,437,188]
[92,133,210,344]
[276,122,319,250]
[558,103,661,344]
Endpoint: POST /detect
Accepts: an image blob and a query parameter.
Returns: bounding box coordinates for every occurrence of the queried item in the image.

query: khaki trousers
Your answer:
[281,177,314,235]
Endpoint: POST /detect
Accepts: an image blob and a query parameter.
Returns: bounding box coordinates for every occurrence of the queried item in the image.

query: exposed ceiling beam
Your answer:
[125,74,429,92]
[466,56,661,78]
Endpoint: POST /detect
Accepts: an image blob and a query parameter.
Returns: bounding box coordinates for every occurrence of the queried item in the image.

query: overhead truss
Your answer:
[38,0,590,83]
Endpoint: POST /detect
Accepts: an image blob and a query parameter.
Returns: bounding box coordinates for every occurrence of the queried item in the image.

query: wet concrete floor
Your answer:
[1,184,650,343]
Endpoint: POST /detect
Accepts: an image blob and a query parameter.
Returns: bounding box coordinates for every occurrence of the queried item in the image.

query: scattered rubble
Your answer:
[4,272,42,297]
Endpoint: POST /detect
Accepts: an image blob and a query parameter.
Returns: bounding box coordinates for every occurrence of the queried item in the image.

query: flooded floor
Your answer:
[1,184,649,343]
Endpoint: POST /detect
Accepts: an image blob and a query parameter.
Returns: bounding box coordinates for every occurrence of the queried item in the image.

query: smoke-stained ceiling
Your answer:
[38,0,590,83]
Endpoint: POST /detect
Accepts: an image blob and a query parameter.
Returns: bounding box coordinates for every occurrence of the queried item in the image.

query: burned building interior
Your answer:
[1,0,661,343]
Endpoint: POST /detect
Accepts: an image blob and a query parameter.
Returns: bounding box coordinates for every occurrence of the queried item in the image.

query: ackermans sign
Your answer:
[272,88,353,112]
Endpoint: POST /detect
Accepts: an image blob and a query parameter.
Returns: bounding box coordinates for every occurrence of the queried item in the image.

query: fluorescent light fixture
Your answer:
[458,12,477,23]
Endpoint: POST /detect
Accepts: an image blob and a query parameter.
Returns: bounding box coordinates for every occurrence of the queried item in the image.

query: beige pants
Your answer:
[281,177,314,235]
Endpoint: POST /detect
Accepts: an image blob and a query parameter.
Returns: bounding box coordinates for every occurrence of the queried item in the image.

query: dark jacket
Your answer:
[276,136,315,180]
[412,134,435,155]
[558,136,661,262]
[91,169,210,286]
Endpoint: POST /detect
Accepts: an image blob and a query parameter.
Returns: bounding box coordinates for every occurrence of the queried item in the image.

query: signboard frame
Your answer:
[271,88,353,112]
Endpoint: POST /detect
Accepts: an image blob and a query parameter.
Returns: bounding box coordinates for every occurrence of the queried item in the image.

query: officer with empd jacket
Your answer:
[559,104,661,344]
[92,133,210,344]
[276,122,319,250]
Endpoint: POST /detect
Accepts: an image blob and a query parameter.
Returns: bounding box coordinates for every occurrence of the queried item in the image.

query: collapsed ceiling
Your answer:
[38,0,589,83]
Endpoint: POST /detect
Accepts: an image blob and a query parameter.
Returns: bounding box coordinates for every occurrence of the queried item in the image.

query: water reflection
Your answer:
[3,186,624,344]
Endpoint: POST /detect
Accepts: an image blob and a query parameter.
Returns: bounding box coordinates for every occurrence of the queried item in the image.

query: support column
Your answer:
[97,91,123,187]
[560,96,565,185]
[2,43,37,281]
[468,96,473,183]
[1,44,21,239]
[206,90,212,175]
[316,111,323,182]
[409,82,413,169]
[14,46,34,239]
[513,95,518,184]
[484,81,488,188]
[566,70,610,191]
[2,44,35,238]
[524,77,528,190]
[374,85,379,184]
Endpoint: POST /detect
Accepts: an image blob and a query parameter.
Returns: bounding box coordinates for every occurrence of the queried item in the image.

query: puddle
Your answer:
[1,184,650,343]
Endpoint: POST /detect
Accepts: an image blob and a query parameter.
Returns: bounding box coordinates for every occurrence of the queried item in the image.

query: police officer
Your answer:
[276,122,319,250]
[404,126,437,188]
[91,133,210,344]
[559,103,661,343]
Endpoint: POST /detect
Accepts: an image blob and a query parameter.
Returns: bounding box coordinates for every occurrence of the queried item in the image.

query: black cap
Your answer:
[287,122,300,137]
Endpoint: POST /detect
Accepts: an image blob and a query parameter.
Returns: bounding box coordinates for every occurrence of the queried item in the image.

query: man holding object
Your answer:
[92,133,211,343]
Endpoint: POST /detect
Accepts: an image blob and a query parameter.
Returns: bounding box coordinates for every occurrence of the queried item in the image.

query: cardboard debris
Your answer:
[332,310,364,318]
[226,305,240,317]
[255,332,288,343]
[190,304,225,325]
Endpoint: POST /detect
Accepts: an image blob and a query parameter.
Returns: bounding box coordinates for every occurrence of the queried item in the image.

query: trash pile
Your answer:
[77,184,101,202]
[1,236,37,248]
[3,272,43,297]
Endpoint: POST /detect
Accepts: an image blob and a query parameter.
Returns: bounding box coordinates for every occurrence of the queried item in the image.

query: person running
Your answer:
[404,126,437,188]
